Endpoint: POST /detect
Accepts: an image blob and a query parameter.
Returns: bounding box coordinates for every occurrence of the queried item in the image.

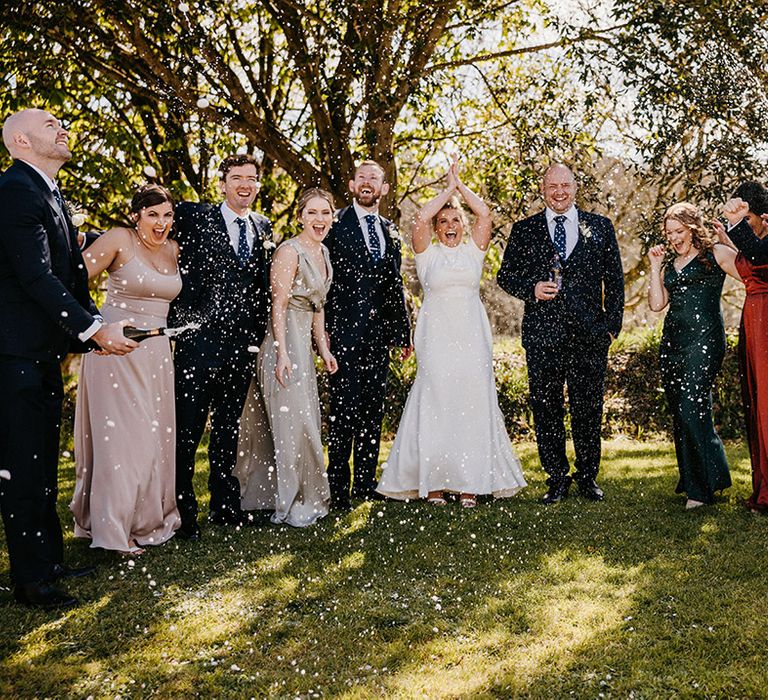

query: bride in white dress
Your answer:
[376,156,526,507]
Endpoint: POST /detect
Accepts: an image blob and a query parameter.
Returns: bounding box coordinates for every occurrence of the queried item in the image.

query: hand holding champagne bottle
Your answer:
[122,322,201,343]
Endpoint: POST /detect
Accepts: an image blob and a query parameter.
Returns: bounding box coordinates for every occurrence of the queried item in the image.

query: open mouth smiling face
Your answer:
[350,164,389,208]
[664,220,694,256]
[301,196,334,241]
[435,208,465,247]
[221,164,260,211]
[137,202,174,247]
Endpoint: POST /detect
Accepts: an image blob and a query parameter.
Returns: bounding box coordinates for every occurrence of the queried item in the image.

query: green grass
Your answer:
[2,439,767,698]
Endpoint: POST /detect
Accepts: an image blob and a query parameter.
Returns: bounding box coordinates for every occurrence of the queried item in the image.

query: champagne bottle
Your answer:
[550,252,563,291]
[122,325,165,342]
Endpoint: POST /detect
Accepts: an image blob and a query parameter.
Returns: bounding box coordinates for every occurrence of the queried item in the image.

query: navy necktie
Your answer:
[553,215,567,260]
[236,217,250,266]
[365,214,381,262]
[52,187,72,251]
[52,187,65,213]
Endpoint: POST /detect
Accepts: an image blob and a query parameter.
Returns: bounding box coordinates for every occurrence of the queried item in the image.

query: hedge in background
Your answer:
[63,327,746,446]
[381,327,745,442]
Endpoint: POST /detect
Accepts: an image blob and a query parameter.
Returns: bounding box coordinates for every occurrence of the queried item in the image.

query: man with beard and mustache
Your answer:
[0,109,136,608]
[168,154,272,538]
[325,161,411,511]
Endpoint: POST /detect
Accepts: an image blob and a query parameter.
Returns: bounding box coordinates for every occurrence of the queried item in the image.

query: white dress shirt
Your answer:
[220,202,256,253]
[19,159,102,342]
[353,199,386,255]
[545,205,579,259]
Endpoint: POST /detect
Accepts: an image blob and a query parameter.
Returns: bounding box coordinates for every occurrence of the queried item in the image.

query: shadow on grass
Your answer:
[1,440,766,697]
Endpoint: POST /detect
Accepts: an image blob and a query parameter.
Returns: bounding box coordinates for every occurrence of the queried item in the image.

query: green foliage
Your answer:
[58,327,746,450]
[0,0,620,228]
[380,327,746,441]
[607,1,768,207]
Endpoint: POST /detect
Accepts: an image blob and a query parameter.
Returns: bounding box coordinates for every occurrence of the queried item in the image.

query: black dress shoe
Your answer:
[176,522,202,540]
[51,563,97,580]
[209,512,258,528]
[576,479,605,501]
[542,476,572,505]
[14,581,78,609]
[330,498,353,513]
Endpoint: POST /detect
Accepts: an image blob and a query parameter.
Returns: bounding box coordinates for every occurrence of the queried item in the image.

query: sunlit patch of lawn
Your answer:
[3,439,767,698]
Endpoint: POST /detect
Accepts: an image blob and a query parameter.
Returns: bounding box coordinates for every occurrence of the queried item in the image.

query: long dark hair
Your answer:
[733,181,768,216]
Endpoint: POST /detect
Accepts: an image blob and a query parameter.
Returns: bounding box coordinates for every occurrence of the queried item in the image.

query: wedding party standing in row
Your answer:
[716,185,768,513]
[647,203,739,509]
[0,109,136,608]
[72,184,181,555]
[497,164,624,504]
[168,155,272,538]
[235,189,337,526]
[324,161,411,511]
[377,158,526,506]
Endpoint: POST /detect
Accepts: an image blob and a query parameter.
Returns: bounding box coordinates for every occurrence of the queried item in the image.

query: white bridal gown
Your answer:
[377,238,526,499]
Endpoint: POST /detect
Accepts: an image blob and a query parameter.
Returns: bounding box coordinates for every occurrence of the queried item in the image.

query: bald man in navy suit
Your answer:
[0,109,135,608]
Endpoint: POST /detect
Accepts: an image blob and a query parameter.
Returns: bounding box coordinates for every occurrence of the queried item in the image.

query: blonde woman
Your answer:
[235,188,337,526]
[377,157,526,507]
[647,202,740,509]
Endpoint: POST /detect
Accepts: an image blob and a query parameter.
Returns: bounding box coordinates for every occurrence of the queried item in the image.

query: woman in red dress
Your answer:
[720,182,768,512]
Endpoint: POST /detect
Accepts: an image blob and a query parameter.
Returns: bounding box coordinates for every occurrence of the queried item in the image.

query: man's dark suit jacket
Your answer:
[497,209,624,347]
[168,202,271,363]
[324,205,410,351]
[0,160,97,361]
[728,218,768,265]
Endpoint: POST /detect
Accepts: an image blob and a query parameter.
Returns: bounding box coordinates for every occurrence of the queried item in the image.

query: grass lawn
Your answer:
[2,439,767,698]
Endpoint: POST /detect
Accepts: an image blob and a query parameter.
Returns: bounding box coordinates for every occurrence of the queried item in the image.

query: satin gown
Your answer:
[735,252,768,511]
[234,239,332,526]
[377,239,526,499]
[660,252,731,504]
[72,249,182,551]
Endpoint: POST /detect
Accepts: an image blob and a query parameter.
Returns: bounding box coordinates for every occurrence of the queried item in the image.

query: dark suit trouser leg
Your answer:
[328,331,390,501]
[525,344,570,485]
[207,355,252,522]
[566,336,609,484]
[0,357,64,585]
[351,335,389,497]
[175,360,215,528]
[328,358,357,503]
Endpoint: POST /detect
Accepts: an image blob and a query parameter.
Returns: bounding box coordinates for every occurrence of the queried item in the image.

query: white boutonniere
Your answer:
[66,201,86,228]
[388,224,402,242]
[578,222,593,241]
[263,239,277,251]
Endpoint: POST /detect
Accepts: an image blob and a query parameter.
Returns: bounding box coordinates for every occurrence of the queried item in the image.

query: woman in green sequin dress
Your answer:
[648,203,741,509]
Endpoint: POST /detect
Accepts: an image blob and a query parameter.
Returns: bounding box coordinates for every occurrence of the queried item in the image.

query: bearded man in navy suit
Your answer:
[325,161,411,510]
[0,109,136,608]
[498,164,624,504]
[168,154,271,537]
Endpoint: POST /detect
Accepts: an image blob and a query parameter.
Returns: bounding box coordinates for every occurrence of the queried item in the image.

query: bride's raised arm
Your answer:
[454,159,492,251]
[411,162,458,254]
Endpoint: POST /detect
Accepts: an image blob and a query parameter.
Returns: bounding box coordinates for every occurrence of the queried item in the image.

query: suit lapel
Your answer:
[379,217,392,259]
[212,206,239,265]
[16,161,77,254]
[341,206,373,266]
[565,210,587,266]
[535,211,557,257]
[246,213,266,268]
